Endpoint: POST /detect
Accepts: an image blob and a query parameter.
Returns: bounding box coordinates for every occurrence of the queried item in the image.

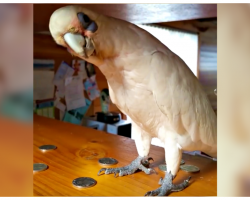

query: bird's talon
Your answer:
[186,176,191,182]
[150,168,157,174]
[144,191,152,196]
[158,177,163,185]
[97,168,106,176]
[148,157,154,162]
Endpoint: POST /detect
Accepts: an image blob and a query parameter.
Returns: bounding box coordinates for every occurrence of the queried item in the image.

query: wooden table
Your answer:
[33,115,217,196]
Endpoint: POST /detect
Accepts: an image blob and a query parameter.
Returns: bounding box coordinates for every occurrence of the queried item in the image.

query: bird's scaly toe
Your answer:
[144,172,191,196]
[97,156,155,177]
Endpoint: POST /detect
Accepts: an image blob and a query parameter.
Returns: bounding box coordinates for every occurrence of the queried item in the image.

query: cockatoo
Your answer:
[49,5,217,196]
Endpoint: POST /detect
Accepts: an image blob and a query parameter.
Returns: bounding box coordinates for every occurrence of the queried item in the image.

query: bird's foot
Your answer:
[97,156,156,177]
[144,171,191,196]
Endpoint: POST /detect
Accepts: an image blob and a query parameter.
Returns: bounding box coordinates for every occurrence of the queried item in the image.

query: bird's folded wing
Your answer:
[151,51,217,146]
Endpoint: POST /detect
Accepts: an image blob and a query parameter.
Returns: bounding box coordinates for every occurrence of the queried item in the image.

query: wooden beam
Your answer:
[158,19,217,33]
[34,4,217,32]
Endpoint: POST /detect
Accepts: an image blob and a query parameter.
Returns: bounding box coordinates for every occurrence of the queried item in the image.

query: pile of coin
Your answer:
[158,164,167,172]
[158,159,185,172]
[180,164,200,173]
[33,144,57,173]
[98,157,118,166]
[72,157,119,189]
[39,144,57,151]
[72,177,97,189]
[33,163,48,172]
[35,146,122,190]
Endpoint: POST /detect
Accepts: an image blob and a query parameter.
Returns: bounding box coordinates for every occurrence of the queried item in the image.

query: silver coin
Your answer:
[158,164,167,172]
[98,157,118,166]
[39,145,57,151]
[33,163,48,172]
[72,177,97,188]
[180,164,200,173]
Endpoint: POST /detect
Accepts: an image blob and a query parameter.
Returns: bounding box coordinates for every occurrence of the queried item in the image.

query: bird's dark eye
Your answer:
[77,12,91,29]
[83,15,90,23]
[77,12,98,32]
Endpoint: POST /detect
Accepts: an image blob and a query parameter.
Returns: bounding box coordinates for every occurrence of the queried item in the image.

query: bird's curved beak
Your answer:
[63,32,95,58]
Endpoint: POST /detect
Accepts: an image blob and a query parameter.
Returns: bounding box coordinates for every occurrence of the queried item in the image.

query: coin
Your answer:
[180,164,200,173]
[159,159,185,172]
[33,163,48,172]
[98,157,118,166]
[39,145,57,151]
[158,164,167,172]
[72,177,97,188]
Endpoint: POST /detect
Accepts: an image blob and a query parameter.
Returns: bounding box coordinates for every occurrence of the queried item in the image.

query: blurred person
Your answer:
[218,4,250,197]
[0,4,33,122]
[0,4,33,196]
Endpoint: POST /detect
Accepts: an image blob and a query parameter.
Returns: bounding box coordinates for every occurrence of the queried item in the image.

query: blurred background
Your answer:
[218,4,250,197]
[0,4,33,196]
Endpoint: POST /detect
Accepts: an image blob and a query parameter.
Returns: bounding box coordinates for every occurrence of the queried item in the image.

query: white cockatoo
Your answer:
[49,5,217,196]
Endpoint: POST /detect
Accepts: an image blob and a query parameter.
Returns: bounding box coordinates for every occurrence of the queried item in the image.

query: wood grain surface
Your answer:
[33,115,217,196]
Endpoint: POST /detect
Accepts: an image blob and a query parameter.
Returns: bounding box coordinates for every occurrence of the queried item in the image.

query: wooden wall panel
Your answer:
[34,4,217,33]
[199,26,217,110]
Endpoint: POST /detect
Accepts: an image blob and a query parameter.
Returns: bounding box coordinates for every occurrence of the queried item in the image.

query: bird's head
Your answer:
[49,5,141,67]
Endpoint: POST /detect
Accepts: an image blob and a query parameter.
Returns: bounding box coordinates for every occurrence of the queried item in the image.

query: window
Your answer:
[137,24,199,76]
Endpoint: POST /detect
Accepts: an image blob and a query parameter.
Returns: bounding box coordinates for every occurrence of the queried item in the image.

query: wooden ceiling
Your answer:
[34,4,217,33]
